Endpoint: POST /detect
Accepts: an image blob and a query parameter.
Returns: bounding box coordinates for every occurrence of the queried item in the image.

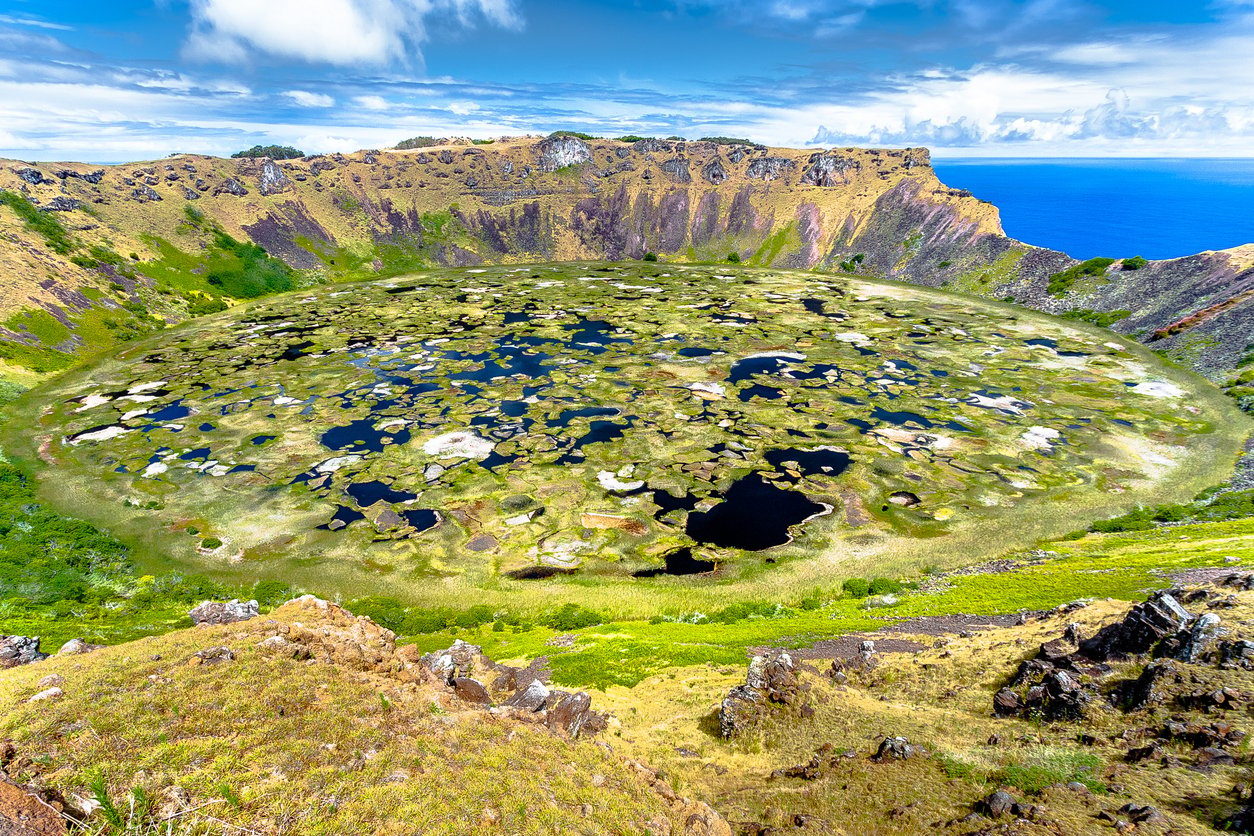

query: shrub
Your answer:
[842,578,870,599]
[616,135,652,143]
[868,577,903,595]
[539,603,603,631]
[548,130,598,140]
[1121,255,1148,270]
[643,252,658,262]
[395,136,439,150]
[345,596,409,632]
[202,228,294,298]
[1047,257,1116,297]
[698,136,754,145]
[726,252,741,263]
[839,253,866,273]
[1060,309,1131,327]
[252,579,292,606]
[230,145,303,160]
[403,609,455,634]
[187,296,228,317]
[199,537,222,550]
[454,604,496,628]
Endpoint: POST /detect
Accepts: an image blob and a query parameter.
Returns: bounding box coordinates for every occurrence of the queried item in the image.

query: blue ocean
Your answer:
[932,158,1254,261]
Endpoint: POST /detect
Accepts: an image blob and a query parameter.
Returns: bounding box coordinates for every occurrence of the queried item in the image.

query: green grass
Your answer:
[400,514,1254,689]
[1060,308,1131,327]
[0,459,289,648]
[1047,257,1116,297]
[3,309,72,346]
[0,189,75,255]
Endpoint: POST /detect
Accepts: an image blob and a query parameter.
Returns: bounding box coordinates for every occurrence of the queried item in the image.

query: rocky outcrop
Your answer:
[660,157,691,184]
[701,158,727,185]
[745,157,796,181]
[413,638,606,737]
[801,152,858,187]
[998,587,1252,723]
[258,160,292,196]
[0,636,47,669]
[189,599,260,626]
[536,136,591,172]
[214,177,249,197]
[719,651,805,738]
[1078,592,1194,661]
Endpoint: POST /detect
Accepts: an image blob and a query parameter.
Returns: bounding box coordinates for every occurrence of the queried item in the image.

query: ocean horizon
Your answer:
[932,157,1254,262]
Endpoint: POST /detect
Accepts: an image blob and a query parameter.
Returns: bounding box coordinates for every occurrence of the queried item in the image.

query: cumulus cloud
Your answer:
[283,90,335,107]
[354,95,390,110]
[185,0,521,66]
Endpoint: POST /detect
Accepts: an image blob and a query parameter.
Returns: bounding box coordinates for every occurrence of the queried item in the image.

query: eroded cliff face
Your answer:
[0,136,1250,381]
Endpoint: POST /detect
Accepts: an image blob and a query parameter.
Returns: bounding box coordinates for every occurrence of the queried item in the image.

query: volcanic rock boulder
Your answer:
[871,736,927,761]
[800,153,858,187]
[745,157,796,181]
[1164,612,1222,663]
[189,599,260,626]
[0,637,47,669]
[719,652,805,738]
[1120,659,1184,710]
[536,136,592,172]
[259,160,292,196]
[416,639,606,737]
[1078,593,1193,661]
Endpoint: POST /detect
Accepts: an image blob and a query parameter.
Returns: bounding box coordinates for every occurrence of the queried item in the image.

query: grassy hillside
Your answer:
[0,596,724,835]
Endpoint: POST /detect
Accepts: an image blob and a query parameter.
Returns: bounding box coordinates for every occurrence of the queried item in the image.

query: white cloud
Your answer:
[283,89,335,107]
[446,100,479,115]
[185,0,522,66]
[355,95,390,110]
[0,15,73,31]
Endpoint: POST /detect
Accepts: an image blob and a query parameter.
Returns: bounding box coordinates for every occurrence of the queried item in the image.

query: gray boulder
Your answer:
[800,152,858,187]
[537,136,592,172]
[189,599,259,626]
[1174,612,1222,663]
[419,639,483,683]
[504,678,550,711]
[701,158,727,185]
[259,160,292,196]
[214,177,249,197]
[0,636,47,668]
[57,638,102,656]
[745,157,796,181]
[871,736,927,761]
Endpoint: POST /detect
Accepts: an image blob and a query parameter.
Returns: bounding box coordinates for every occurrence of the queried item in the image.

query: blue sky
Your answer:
[0,0,1251,161]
